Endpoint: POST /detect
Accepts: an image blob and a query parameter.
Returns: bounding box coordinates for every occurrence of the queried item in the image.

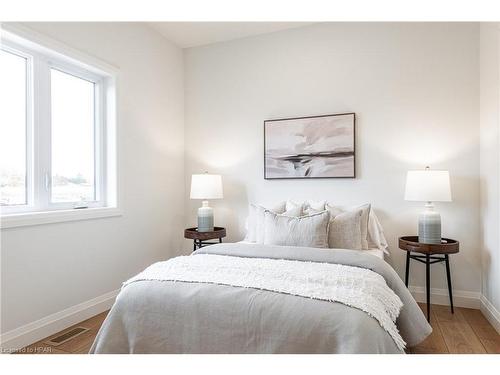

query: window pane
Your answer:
[0,49,27,206]
[51,69,95,203]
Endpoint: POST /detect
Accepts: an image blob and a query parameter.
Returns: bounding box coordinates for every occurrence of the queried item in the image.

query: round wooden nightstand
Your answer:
[399,236,459,322]
[184,227,226,252]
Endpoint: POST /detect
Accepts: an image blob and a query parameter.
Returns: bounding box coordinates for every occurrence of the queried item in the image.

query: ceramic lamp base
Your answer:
[197,200,214,232]
[418,202,441,244]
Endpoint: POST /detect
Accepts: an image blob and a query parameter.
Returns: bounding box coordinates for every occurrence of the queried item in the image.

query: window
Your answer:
[0,49,27,206]
[0,29,117,224]
[50,68,96,203]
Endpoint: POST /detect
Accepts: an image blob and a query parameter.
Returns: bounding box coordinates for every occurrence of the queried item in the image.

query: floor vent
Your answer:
[44,326,90,346]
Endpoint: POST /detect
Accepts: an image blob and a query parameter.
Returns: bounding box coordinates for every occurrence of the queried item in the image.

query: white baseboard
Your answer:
[409,286,481,309]
[0,289,119,353]
[480,295,500,334]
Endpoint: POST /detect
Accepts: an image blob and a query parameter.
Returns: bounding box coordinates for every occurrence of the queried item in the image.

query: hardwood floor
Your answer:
[409,303,500,354]
[15,304,499,354]
[15,311,109,354]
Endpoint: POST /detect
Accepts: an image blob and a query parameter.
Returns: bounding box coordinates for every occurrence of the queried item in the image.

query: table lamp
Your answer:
[404,167,452,244]
[190,173,223,232]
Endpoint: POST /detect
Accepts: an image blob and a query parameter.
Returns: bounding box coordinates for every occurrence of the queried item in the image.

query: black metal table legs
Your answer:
[426,254,431,322]
[405,251,410,287]
[404,252,454,323]
[193,238,223,251]
[445,254,454,313]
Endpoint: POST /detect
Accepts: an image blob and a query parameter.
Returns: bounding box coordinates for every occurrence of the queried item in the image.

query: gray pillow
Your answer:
[327,208,363,250]
[263,210,330,248]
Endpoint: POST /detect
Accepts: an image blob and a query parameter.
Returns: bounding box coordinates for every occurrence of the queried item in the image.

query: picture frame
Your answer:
[264,112,356,179]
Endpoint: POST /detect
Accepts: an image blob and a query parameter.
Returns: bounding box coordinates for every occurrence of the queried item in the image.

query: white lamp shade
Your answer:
[190,174,223,200]
[404,169,452,202]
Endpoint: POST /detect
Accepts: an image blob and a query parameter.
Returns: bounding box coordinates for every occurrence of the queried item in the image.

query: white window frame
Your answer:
[0,43,34,212]
[0,24,120,228]
[46,61,105,211]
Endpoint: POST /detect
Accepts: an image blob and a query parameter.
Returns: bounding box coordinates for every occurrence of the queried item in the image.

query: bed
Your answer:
[90,242,431,354]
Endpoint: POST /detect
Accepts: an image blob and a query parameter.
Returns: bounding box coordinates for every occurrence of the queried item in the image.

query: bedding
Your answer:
[285,199,326,215]
[252,203,285,243]
[90,243,431,354]
[286,199,326,215]
[368,212,389,253]
[244,201,388,253]
[282,204,303,217]
[263,210,329,248]
[246,202,303,244]
[362,248,385,259]
[239,241,386,259]
[245,201,286,242]
[327,208,363,249]
[122,253,405,350]
[327,203,371,249]
[306,200,327,213]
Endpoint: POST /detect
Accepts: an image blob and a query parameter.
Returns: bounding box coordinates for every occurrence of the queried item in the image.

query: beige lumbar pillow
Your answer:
[263,210,330,248]
[327,208,363,250]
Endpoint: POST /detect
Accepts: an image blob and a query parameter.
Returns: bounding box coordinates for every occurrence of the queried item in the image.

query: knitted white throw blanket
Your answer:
[124,254,405,350]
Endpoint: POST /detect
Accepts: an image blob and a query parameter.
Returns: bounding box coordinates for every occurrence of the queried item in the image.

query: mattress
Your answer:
[237,241,385,259]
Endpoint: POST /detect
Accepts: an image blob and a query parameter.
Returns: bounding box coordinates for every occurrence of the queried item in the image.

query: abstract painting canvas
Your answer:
[264,113,355,179]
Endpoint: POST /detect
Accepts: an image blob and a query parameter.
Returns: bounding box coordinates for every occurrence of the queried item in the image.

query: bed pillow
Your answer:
[245,202,286,242]
[263,210,330,248]
[326,203,371,249]
[327,208,363,250]
[285,199,302,212]
[283,204,303,217]
[286,200,326,215]
[304,200,327,215]
[367,210,389,253]
[255,204,304,243]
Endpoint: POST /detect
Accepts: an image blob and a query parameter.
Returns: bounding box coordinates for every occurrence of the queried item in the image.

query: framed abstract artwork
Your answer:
[264,112,355,179]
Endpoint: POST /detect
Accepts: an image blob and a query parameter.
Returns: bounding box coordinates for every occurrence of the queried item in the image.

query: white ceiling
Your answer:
[148,22,314,48]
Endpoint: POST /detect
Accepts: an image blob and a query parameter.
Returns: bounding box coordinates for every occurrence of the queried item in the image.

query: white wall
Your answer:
[1,23,185,336]
[185,23,481,297]
[479,23,500,315]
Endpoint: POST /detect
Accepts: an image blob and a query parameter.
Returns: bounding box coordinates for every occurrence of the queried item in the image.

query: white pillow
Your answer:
[327,209,363,250]
[258,204,305,243]
[367,210,389,253]
[245,202,285,243]
[256,203,304,243]
[326,203,371,250]
[263,210,330,248]
[247,202,307,244]
[287,200,326,215]
[285,199,302,211]
[283,204,303,217]
[304,200,326,215]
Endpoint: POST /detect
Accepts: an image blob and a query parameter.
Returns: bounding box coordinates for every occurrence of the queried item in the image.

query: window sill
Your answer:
[0,207,122,229]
